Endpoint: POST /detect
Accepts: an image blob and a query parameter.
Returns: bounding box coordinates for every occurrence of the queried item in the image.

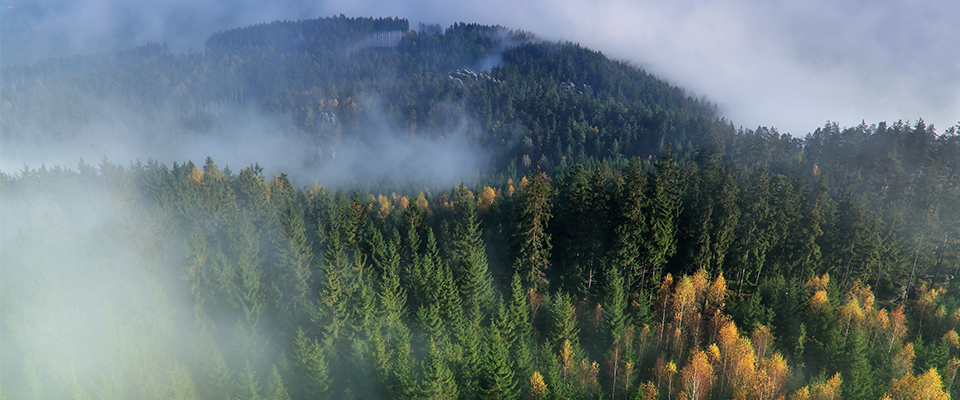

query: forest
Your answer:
[2,15,960,400]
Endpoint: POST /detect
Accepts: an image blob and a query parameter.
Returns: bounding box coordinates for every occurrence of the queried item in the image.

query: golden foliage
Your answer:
[809,290,829,310]
[750,325,774,360]
[709,310,729,344]
[529,371,547,400]
[519,176,530,189]
[731,338,756,393]
[756,352,789,400]
[580,360,600,393]
[415,192,429,210]
[377,195,392,217]
[680,350,715,400]
[654,356,677,387]
[936,305,948,322]
[691,268,710,302]
[674,276,698,328]
[188,165,204,184]
[892,342,915,378]
[708,273,727,311]
[718,320,739,357]
[399,196,410,210]
[873,309,890,337]
[478,187,496,210]
[805,273,830,292]
[706,344,721,365]
[808,373,842,400]
[790,386,811,400]
[638,381,659,400]
[944,330,959,350]
[884,368,950,400]
[839,298,865,327]
[887,304,909,352]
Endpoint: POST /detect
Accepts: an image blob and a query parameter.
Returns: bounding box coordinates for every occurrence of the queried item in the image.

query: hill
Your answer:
[2,15,719,184]
[2,15,960,400]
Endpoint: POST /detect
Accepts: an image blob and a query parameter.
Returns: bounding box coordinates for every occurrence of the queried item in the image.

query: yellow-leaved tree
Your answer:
[680,350,715,400]
[882,368,950,400]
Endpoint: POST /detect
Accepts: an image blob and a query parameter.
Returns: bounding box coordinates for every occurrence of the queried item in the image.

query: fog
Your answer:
[1,1,957,397]
[5,0,957,136]
[0,174,198,398]
[320,0,960,136]
[0,95,488,188]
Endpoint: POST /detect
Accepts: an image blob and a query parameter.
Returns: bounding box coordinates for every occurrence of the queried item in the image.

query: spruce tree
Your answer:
[264,364,291,400]
[420,337,460,400]
[450,184,495,320]
[614,157,649,290]
[482,326,518,400]
[514,168,553,291]
[292,328,330,399]
[647,147,681,282]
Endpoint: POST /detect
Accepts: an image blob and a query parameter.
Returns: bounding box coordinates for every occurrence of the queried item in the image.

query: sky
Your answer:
[2,0,958,136]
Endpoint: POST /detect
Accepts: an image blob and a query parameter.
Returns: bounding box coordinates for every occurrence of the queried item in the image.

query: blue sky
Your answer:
[3,0,958,136]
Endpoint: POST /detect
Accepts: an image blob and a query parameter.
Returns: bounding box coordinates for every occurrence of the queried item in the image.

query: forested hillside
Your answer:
[2,15,960,400]
[2,15,717,179]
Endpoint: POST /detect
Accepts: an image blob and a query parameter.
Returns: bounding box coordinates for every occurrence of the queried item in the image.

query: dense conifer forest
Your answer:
[2,15,960,400]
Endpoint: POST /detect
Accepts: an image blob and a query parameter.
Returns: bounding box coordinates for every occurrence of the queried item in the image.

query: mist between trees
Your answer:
[2,15,960,400]
[2,119,958,399]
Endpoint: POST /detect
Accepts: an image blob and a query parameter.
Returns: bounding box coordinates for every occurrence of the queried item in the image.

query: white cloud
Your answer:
[3,0,958,135]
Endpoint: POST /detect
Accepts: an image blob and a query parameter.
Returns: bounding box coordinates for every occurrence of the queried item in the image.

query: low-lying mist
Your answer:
[0,173,195,398]
[1,94,489,189]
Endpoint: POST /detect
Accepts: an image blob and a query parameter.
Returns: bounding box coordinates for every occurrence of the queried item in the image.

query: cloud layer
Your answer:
[3,0,958,136]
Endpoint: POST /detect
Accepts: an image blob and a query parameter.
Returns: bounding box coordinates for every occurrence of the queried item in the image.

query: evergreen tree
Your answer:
[482,326,518,400]
[292,328,330,399]
[514,168,554,291]
[450,184,495,320]
[613,158,650,291]
[264,364,291,400]
[647,147,682,281]
[420,337,460,399]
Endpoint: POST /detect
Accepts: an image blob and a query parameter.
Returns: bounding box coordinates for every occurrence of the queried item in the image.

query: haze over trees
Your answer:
[2,15,960,400]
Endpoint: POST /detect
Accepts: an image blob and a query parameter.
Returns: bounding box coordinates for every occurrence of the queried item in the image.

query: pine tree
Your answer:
[450,184,495,320]
[240,361,263,400]
[647,147,682,282]
[554,165,592,296]
[277,202,314,326]
[602,262,627,350]
[482,327,518,400]
[321,224,349,338]
[385,322,418,400]
[264,364,291,400]
[614,158,649,289]
[453,317,485,399]
[514,168,553,291]
[379,230,407,325]
[292,328,330,399]
[710,170,740,273]
[420,337,460,400]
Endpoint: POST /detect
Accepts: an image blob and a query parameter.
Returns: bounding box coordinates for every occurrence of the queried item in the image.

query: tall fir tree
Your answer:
[514,168,554,291]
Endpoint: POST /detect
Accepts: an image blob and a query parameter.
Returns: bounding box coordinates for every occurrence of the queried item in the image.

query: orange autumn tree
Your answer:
[791,372,842,400]
[680,350,715,400]
[882,368,950,400]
